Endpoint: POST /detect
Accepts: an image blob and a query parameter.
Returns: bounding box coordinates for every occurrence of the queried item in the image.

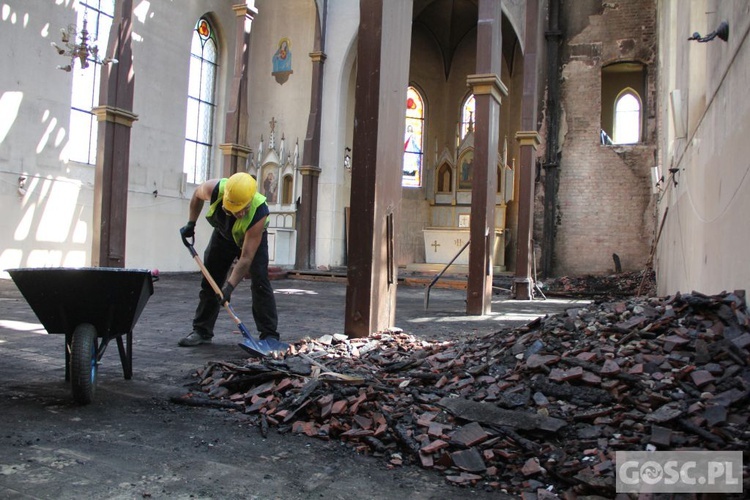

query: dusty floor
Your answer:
[0,272,588,499]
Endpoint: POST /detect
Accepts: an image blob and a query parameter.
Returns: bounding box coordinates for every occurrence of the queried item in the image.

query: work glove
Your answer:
[219,282,234,306]
[180,220,196,239]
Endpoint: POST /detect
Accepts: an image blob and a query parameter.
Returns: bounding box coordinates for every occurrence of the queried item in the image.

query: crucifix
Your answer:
[431,240,441,252]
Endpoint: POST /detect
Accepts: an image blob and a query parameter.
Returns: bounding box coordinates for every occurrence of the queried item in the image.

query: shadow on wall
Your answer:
[2,174,89,277]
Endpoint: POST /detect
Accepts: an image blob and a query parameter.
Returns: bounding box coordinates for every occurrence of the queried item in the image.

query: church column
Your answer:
[466,0,506,315]
[91,0,136,268]
[220,3,256,177]
[345,0,412,338]
[296,3,327,270]
[513,0,542,300]
[513,132,540,299]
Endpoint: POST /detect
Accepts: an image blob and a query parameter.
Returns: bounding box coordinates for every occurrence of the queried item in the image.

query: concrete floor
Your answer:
[0,272,588,499]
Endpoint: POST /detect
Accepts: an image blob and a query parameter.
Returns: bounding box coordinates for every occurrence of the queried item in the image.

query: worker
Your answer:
[178,172,282,350]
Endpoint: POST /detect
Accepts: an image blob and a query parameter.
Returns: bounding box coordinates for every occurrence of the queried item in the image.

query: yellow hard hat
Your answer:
[223,172,257,213]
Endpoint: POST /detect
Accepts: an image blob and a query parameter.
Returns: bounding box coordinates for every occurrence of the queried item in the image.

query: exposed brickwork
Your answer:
[541,0,657,276]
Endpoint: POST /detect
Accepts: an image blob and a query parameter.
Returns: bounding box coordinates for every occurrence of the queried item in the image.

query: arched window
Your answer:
[282,174,293,204]
[67,1,115,164]
[460,94,476,142]
[613,90,641,144]
[184,17,219,185]
[601,62,646,145]
[402,86,424,187]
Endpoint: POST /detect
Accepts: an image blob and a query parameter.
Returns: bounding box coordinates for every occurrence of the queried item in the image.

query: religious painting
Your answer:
[272,37,293,84]
[458,150,474,191]
[262,166,279,204]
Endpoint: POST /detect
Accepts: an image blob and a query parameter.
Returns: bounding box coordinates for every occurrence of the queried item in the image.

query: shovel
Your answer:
[181,234,288,357]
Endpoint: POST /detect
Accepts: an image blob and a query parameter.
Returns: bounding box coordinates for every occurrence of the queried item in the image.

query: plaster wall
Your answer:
[0,0,240,276]
[315,0,359,268]
[248,0,315,158]
[655,0,750,295]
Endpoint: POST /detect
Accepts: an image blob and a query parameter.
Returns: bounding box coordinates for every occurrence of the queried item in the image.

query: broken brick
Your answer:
[521,457,543,476]
[421,439,449,454]
[449,421,489,448]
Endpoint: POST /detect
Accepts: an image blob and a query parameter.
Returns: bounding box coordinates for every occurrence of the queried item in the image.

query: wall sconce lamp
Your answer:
[51,17,117,72]
[17,175,27,197]
[344,147,352,169]
[688,21,729,43]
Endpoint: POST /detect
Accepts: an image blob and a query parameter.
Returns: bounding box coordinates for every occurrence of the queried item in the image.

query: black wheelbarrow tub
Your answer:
[7,267,154,404]
[7,267,153,338]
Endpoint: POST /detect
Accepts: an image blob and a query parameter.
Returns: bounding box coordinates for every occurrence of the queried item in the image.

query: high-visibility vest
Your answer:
[205,178,268,247]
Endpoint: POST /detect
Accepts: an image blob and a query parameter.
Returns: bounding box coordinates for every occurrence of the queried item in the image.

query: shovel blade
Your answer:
[237,337,289,358]
[234,319,289,357]
[235,322,270,357]
[237,339,268,358]
[257,337,290,356]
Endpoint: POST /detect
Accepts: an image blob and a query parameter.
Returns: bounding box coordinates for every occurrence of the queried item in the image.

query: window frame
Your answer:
[613,88,642,145]
[67,0,115,165]
[183,16,219,185]
[601,62,646,146]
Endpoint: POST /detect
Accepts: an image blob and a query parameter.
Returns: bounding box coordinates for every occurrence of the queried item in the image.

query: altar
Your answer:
[423,227,505,270]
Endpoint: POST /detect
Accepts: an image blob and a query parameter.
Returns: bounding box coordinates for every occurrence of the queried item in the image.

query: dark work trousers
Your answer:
[192,229,279,340]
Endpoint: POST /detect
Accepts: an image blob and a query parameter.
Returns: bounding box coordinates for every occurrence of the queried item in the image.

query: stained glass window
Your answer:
[460,94,476,142]
[402,87,424,187]
[184,17,219,184]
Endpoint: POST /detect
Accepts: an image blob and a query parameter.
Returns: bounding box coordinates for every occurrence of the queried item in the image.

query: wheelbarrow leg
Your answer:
[115,331,133,380]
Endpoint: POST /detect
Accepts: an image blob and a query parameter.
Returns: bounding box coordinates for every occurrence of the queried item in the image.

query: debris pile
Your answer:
[543,269,656,299]
[174,290,750,497]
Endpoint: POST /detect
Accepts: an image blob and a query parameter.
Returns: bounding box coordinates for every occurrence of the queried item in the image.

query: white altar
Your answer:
[423,227,505,270]
[417,129,512,273]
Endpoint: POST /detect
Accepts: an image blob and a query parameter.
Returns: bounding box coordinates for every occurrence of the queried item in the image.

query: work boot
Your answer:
[178,331,212,347]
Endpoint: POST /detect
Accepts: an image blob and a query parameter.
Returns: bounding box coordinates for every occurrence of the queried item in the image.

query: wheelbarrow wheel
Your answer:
[71,323,98,404]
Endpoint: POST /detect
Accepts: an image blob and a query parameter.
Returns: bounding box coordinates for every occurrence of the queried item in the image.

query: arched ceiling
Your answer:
[412,0,519,79]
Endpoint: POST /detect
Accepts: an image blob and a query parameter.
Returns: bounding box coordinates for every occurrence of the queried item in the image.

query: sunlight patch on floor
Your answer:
[0,319,46,334]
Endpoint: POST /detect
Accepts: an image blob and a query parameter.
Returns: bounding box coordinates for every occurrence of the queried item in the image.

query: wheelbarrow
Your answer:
[7,267,154,404]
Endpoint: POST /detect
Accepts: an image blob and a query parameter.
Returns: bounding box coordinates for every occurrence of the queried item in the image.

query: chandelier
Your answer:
[51,17,117,72]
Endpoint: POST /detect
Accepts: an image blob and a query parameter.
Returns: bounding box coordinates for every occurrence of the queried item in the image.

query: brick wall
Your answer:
[543,0,657,276]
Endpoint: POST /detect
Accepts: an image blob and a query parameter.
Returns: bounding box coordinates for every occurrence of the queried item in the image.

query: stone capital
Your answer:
[92,106,139,127]
[466,73,508,104]
[309,51,327,63]
[218,143,253,158]
[515,131,541,149]
[299,165,322,176]
[232,3,258,19]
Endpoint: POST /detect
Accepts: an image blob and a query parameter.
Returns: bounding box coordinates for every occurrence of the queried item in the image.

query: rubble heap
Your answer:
[174,290,750,497]
[543,269,657,299]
